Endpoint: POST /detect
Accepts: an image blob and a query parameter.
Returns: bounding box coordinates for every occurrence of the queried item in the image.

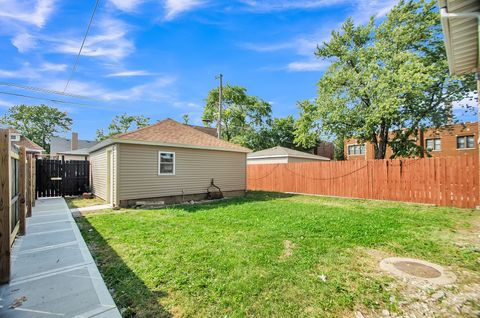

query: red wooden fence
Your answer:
[247,154,479,209]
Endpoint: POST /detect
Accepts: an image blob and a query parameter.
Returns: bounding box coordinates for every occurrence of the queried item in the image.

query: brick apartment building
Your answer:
[344,122,478,160]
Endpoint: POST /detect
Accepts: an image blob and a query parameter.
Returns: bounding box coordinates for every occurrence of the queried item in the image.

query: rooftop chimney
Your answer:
[71,132,78,151]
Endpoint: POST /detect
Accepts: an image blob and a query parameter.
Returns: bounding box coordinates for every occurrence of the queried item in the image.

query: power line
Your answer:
[0,81,94,100]
[0,91,104,110]
[63,0,101,93]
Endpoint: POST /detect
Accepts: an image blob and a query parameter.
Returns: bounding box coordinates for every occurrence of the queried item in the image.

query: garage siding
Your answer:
[90,145,117,204]
[247,157,288,165]
[117,143,246,200]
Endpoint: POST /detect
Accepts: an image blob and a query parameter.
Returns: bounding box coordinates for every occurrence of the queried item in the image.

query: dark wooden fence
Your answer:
[247,154,479,209]
[36,159,90,197]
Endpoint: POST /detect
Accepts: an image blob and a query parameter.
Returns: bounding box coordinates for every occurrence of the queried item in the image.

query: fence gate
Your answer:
[36,159,90,197]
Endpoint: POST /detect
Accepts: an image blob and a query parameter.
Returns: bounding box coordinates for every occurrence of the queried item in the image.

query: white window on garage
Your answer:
[158,152,175,175]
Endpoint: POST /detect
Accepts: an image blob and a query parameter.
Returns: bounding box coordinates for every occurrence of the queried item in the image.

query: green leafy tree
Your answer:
[97,113,150,141]
[333,134,345,161]
[251,116,299,151]
[202,85,272,146]
[293,100,320,150]
[311,0,475,159]
[0,104,72,153]
[182,114,190,125]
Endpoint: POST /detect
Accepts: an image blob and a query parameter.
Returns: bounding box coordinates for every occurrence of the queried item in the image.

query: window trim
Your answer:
[347,144,366,156]
[425,138,441,152]
[456,135,475,150]
[158,151,175,176]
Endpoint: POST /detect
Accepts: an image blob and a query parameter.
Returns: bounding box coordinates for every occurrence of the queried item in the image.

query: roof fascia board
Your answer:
[439,4,480,75]
[248,154,329,160]
[90,138,250,154]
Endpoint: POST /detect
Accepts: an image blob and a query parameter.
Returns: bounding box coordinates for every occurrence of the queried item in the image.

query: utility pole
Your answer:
[215,74,223,139]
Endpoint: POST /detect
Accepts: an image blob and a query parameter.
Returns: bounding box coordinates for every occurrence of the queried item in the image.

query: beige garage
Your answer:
[247,146,330,165]
[89,119,250,207]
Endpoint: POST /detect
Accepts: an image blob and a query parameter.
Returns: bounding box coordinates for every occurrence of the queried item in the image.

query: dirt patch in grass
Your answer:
[65,196,106,209]
[279,240,297,260]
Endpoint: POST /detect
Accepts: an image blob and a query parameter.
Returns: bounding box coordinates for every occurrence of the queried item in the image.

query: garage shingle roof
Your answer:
[113,118,251,153]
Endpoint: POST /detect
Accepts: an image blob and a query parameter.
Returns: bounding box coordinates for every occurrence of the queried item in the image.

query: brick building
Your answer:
[344,122,478,160]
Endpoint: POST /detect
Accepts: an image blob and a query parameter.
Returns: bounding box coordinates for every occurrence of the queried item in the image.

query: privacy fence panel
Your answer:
[247,154,479,209]
[36,159,90,197]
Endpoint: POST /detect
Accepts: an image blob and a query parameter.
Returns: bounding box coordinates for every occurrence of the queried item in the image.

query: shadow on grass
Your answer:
[171,191,294,214]
[76,216,172,318]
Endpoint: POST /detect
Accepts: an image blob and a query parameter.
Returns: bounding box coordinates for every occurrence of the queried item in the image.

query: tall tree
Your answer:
[202,84,272,147]
[97,113,150,141]
[312,0,475,159]
[252,116,298,151]
[293,100,320,150]
[0,104,72,153]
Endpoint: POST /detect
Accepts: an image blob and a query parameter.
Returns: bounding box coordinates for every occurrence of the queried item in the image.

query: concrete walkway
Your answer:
[0,198,121,317]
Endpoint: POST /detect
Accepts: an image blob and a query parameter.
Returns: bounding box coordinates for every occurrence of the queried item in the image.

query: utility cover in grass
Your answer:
[380,257,456,285]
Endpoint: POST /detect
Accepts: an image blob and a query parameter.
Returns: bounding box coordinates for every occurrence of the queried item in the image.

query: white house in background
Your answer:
[247,146,330,165]
[50,132,98,160]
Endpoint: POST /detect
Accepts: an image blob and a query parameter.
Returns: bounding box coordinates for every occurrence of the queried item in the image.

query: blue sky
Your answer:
[0,0,476,140]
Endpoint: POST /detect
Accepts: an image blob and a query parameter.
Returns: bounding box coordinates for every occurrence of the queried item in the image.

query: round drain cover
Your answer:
[380,257,456,285]
[393,261,442,278]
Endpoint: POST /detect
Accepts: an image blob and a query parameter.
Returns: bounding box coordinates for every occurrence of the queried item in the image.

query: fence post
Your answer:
[0,129,11,283]
[32,157,36,207]
[26,154,32,217]
[19,147,26,236]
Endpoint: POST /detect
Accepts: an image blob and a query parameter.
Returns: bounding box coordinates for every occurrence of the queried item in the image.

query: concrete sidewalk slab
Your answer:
[0,198,121,318]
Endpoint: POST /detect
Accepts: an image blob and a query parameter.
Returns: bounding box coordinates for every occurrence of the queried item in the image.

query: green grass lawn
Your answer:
[65,196,106,209]
[76,192,480,317]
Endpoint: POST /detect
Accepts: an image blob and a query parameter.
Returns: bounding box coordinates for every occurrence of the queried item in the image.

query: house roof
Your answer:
[439,0,480,75]
[50,136,98,155]
[187,124,217,137]
[56,148,90,156]
[7,128,45,153]
[247,146,330,161]
[89,118,251,153]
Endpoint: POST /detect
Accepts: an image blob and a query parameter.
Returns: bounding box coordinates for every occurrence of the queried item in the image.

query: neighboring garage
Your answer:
[247,146,330,165]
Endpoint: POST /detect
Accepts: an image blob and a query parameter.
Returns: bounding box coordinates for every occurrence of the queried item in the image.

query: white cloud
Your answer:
[53,17,134,60]
[0,62,67,80]
[11,33,37,52]
[104,77,177,101]
[242,1,399,72]
[39,62,67,72]
[105,70,153,77]
[108,0,144,12]
[164,0,205,20]
[172,101,201,109]
[0,99,12,109]
[0,0,56,28]
[287,60,329,72]
[452,92,478,110]
[240,0,346,11]
[240,0,397,16]
[0,63,40,79]
[353,0,397,23]
[239,42,295,52]
[43,76,177,102]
